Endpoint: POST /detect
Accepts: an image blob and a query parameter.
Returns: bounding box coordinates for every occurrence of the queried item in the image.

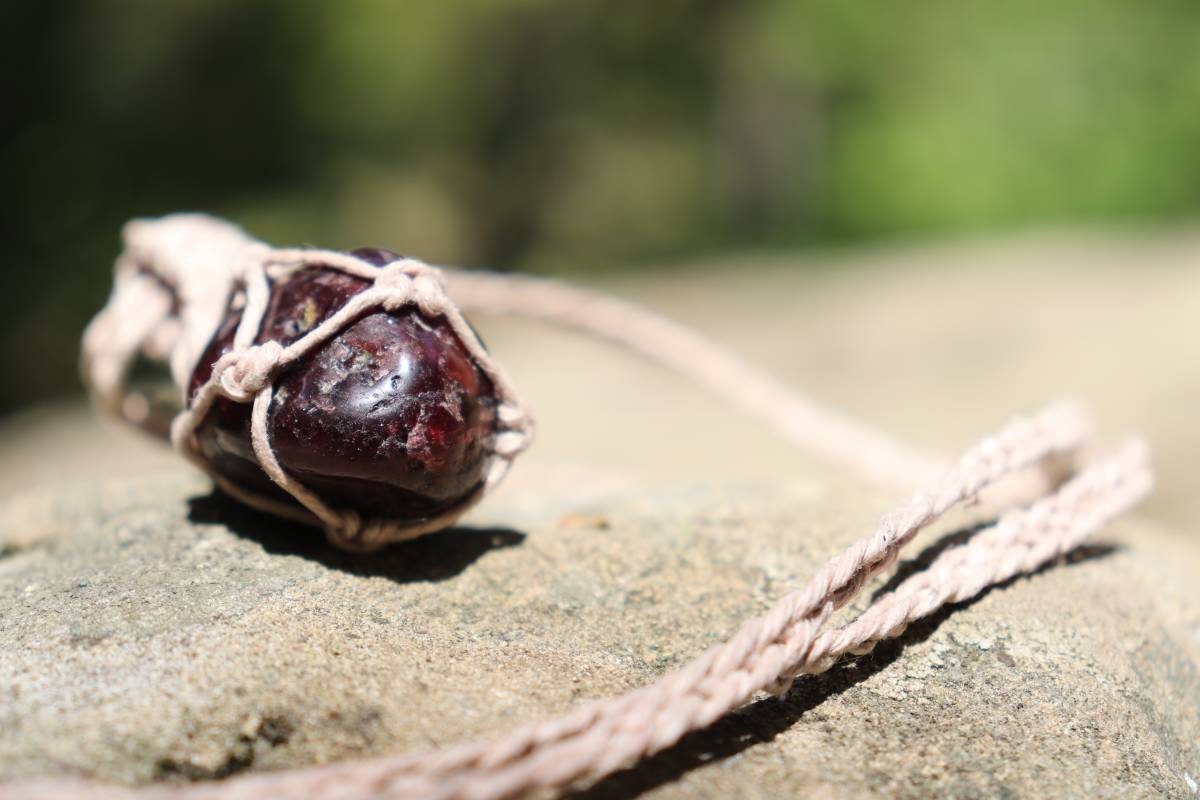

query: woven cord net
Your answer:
[48,213,1156,800]
[82,215,533,552]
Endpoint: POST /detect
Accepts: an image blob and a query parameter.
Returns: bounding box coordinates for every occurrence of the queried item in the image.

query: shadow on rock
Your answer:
[569,538,1119,800]
[186,490,525,583]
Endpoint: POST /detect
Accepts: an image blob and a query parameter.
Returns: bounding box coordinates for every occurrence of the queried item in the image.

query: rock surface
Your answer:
[1,464,1199,798]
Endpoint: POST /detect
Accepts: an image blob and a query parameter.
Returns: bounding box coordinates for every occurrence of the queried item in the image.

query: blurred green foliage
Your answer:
[3,0,1200,415]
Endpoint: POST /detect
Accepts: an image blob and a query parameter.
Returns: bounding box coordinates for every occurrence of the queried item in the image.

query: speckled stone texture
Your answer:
[1,466,1198,798]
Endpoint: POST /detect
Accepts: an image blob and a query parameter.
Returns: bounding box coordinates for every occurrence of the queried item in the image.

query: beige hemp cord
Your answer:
[32,212,1153,799]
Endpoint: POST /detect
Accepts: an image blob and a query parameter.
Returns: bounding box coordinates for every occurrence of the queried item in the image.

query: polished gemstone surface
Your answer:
[188,253,498,523]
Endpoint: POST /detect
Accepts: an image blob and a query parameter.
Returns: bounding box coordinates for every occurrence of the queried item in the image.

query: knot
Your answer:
[324,510,387,553]
[411,273,448,317]
[326,509,363,542]
[375,260,449,316]
[375,263,415,311]
[375,262,415,291]
[215,340,284,402]
[324,509,427,552]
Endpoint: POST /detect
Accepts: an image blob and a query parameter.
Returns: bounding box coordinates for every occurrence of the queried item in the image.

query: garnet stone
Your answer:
[188,249,498,523]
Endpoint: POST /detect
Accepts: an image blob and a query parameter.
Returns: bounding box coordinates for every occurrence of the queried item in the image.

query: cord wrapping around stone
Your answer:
[84,215,535,552]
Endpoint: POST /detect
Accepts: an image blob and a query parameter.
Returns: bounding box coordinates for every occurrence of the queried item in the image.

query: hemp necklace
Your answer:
[36,212,1152,799]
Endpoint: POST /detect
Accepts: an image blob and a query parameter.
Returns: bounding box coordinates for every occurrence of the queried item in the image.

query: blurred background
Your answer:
[4,0,1200,419]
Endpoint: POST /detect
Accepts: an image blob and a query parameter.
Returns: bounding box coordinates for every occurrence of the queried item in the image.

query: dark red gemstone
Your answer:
[188,252,499,524]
